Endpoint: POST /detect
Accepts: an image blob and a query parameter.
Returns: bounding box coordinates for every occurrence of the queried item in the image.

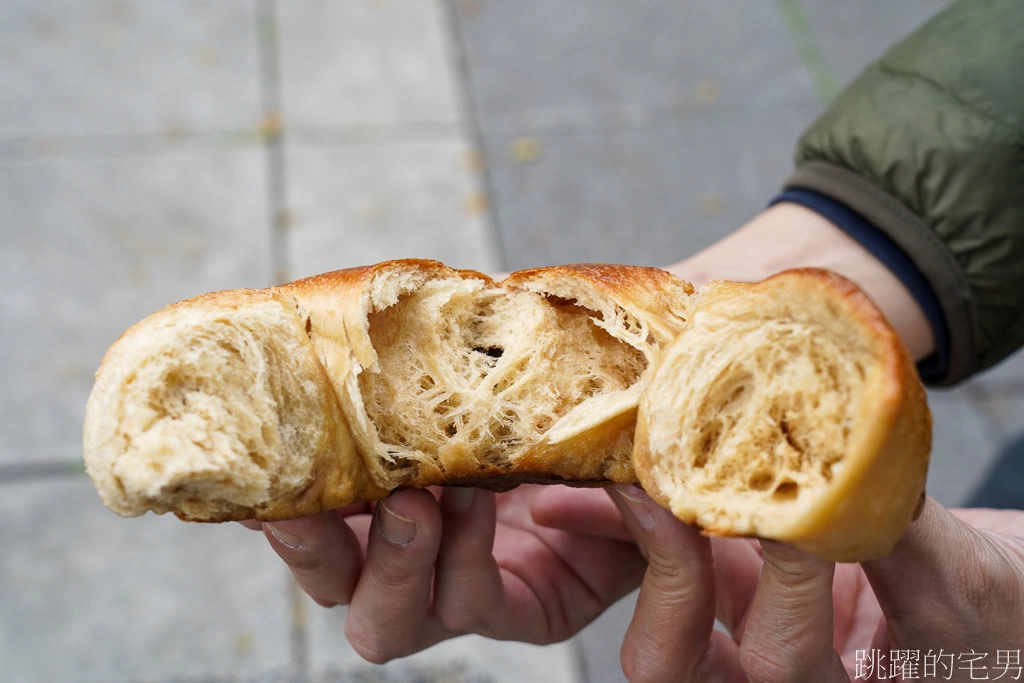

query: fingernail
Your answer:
[266,522,304,550]
[615,484,657,530]
[379,501,417,545]
[443,487,475,513]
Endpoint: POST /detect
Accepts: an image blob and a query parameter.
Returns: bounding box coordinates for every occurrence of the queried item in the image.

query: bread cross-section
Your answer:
[83,260,930,561]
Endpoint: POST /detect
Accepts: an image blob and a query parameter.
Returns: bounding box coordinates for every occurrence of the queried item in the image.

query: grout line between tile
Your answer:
[285,122,465,147]
[0,131,265,162]
[440,0,508,272]
[0,460,86,484]
[776,0,839,103]
[0,121,472,163]
[257,3,308,680]
[257,0,290,287]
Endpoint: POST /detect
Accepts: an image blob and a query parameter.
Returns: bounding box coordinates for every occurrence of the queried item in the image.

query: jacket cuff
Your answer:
[784,160,978,386]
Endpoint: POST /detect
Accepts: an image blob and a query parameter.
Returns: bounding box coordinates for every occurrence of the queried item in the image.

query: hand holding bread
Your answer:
[83,259,930,562]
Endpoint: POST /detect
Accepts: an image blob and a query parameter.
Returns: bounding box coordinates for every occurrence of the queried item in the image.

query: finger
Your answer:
[344,489,457,663]
[739,541,847,683]
[238,519,263,531]
[862,496,1024,650]
[432,488,510,636]
[610,485,745,682]
[530,486,634,542]
[263,511,363,608]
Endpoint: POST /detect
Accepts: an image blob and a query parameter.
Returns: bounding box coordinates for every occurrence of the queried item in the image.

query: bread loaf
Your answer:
[82,260,929,560]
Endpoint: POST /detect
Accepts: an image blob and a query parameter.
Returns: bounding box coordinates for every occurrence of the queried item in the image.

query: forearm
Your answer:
[665,202,936,362]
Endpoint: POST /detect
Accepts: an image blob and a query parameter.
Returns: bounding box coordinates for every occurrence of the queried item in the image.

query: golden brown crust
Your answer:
[504,263,693,345]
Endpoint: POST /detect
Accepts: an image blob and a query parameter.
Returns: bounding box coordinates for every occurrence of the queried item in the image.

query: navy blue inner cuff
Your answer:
[769,188,950,383]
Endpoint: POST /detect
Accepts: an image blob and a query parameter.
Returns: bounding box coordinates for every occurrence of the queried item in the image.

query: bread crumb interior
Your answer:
[108,300,328,517]
[359,280,648,479]
[651,315,868,511]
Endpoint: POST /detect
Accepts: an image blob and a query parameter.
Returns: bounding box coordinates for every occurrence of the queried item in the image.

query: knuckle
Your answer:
[310,595,339,609]
[369,557,422,590]
[645,552,693,591]
[620,648,670,683]
[349,639,392,665]
[621,636,694,683]
[344,620,403,665]
[740,644,800,683]
[290,563,357,606]
[951,539,1024,631]
[762,545,831,585]
[642,560,701,614]
[436,601,485,633]
[283,549,331,573]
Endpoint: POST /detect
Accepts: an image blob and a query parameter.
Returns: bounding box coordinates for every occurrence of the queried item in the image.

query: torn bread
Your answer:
[84,260,692,521]
[633,269,931,561]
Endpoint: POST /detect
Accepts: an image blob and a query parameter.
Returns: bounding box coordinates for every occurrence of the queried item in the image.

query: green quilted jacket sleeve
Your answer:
[785,0,1024,386]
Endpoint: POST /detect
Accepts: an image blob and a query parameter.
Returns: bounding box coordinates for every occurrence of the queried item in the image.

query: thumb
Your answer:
[862,496,1024,651]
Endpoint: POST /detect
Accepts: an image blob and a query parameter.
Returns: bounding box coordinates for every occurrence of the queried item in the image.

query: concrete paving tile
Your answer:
[0,0,261,139]
[453,0,818,132]
[483,101,822,270]
[975,347,1024,391]
[277,0,461,129]
[925,387,1005,508]
[0,476,291,683]
[964,387,1024,508]
[304,594,583,683]
[0,150,270,465]
[796,0,952,88]
[285,137,500,278]
[968,387,1024,444]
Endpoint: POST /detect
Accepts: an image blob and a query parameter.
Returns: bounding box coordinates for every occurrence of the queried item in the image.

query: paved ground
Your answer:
[3,1,1022,681]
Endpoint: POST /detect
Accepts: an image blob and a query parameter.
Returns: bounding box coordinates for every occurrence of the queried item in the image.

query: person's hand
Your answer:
[601,485,1024,682]
[242,484,647,663]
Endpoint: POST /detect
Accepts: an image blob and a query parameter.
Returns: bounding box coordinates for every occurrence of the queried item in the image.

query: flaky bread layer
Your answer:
[634,269,931,562]
[82,289,383,521]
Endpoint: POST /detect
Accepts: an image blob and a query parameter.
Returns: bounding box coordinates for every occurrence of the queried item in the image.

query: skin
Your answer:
[243,203,1024,680]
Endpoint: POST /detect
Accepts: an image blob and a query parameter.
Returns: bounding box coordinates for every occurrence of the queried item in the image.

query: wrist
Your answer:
[665,203,936,361]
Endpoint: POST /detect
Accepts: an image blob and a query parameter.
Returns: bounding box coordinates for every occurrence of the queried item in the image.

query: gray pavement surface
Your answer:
[2,1,1017,682]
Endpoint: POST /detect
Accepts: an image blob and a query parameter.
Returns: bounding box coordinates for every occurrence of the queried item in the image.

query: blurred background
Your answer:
[3,0,1022,681]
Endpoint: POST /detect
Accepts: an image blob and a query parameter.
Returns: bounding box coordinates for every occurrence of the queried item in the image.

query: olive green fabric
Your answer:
[784,0,1024,386]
